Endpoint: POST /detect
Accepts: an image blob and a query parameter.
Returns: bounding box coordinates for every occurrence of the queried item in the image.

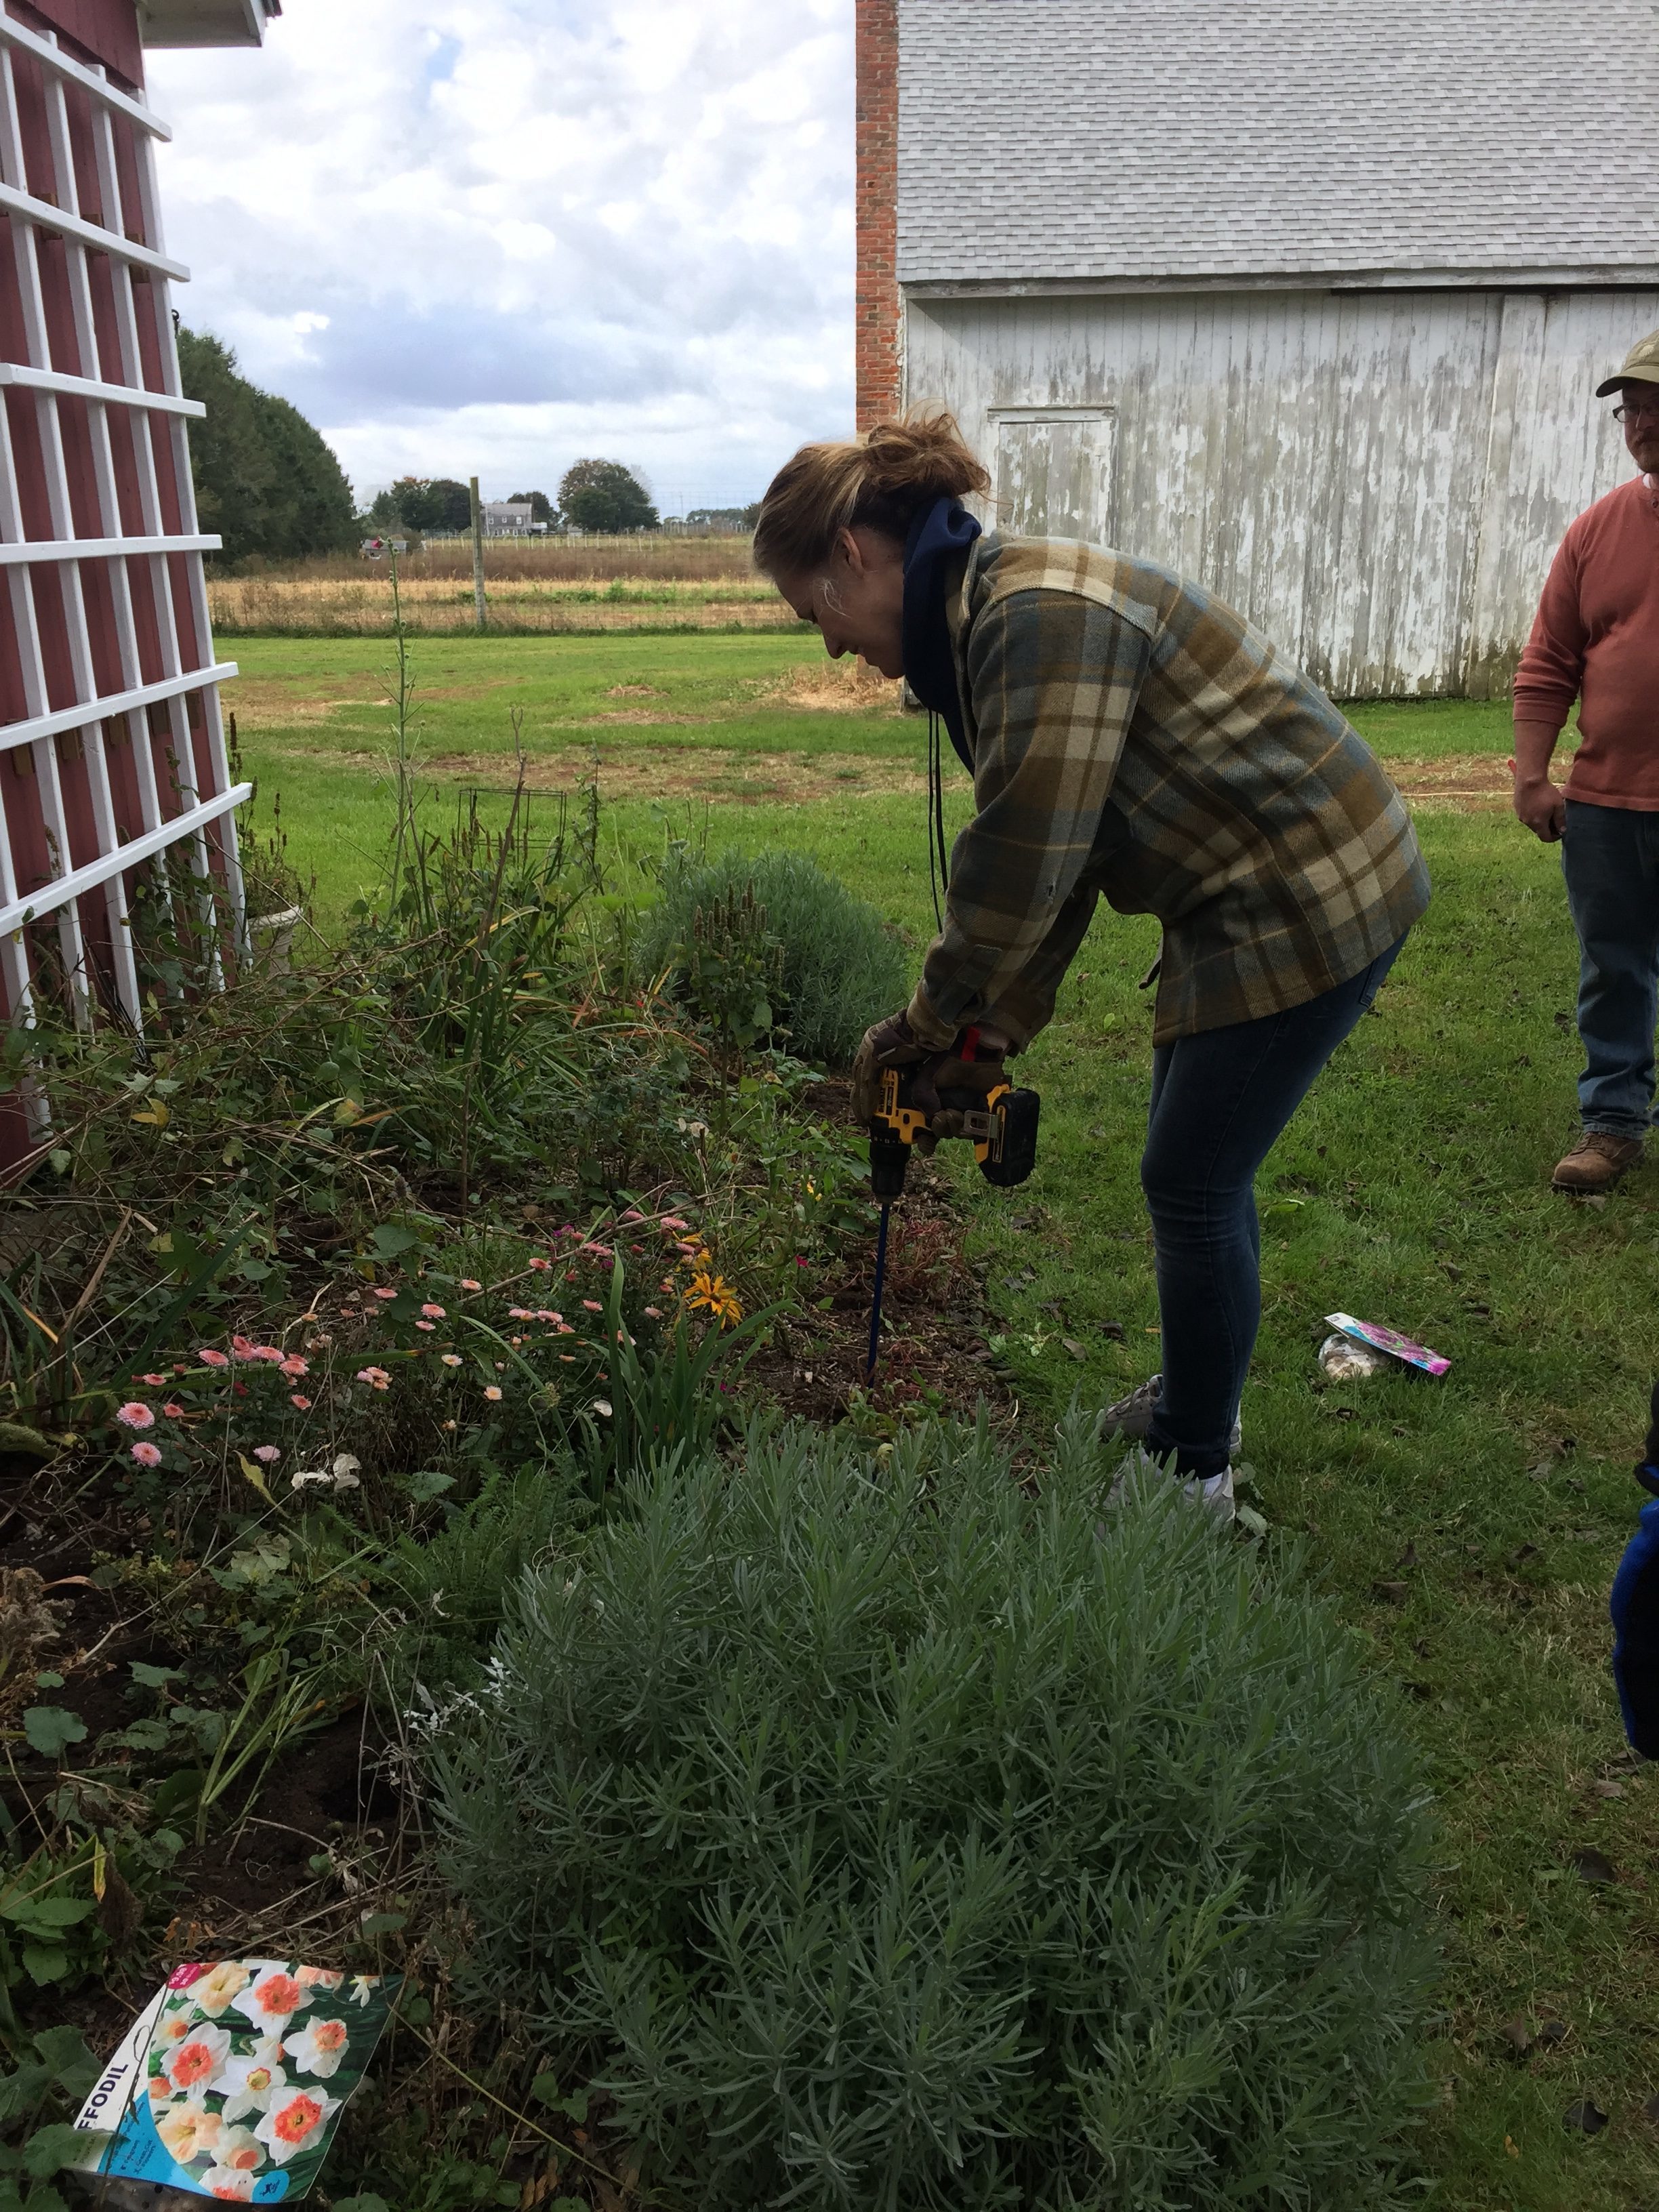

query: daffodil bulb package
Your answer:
[70,1958,398,2200]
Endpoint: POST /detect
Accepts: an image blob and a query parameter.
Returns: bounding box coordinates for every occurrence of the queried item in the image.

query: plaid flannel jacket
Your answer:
[906,537,1431,1051]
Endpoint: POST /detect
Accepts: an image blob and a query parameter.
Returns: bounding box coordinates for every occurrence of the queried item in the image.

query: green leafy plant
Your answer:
[430,1410,1438,2212]
[0,2024,104,2212]
[186,1645,335,1844]
[640,846,906,1063]
[572,1254,773,1497]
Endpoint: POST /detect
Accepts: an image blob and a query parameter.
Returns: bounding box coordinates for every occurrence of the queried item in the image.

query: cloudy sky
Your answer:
[146,0,855,512]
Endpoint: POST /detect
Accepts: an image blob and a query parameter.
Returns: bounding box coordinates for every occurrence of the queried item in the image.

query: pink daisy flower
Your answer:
[373,1288,396,1302]
[527,1257,551,1273]
[483,1385,503,1401]
[131,1441,163,1467]
[415,1320,435,1332]
[117,1401,155,1431]
[253,1446,281,1465]
[459,1278,482,1292]
[138,1372,169,1387]
[441,1354,462,1368]
[582,1300,603,1313]
[356,1367,391,1391]
[198,1348,230,1369]
[279,1355,308,1379]
[421,1303,446,1320]
[644,1306,663,1319]
[163,1400,185,1417]
[290,1393,312,1411]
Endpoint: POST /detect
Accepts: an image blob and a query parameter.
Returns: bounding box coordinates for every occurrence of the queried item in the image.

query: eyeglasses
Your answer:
[1614,395,1659,424]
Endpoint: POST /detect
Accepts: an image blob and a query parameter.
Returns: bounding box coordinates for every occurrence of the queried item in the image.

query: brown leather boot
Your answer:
[1552,1131,1644,1193]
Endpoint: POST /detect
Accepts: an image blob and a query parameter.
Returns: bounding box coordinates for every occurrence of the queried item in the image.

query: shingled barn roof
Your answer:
[897,0,1659,287]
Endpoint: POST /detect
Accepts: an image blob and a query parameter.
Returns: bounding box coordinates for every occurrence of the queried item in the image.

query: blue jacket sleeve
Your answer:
[1610,1495,1659,1759]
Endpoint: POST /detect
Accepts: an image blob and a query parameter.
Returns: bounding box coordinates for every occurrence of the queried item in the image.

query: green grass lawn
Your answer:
[226,634,1651,2209]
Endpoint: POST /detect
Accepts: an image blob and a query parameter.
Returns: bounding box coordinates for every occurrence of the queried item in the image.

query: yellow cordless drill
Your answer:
[865,1027,1040,1376]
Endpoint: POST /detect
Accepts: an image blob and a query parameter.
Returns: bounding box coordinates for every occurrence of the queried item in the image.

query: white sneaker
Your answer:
[1184,1467,1236,1521]
[1107,1448,1237,1525]
[1095,1372,1242,1456]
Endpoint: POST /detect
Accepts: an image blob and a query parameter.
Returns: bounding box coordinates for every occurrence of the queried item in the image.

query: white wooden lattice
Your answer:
[0,1,247,1132]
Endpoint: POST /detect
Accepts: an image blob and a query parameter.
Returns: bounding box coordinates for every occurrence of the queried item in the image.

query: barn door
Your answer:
[991,408,1118,544]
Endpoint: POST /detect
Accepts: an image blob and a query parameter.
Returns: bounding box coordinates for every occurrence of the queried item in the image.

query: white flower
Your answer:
[215,2045,288,2123]
[199,2168,255,2202]
[346,1973,380,2008]
[591,1399,613,1418]
[253,2083,340,2165]
[161,2022,233,2098]
[290,1453,362,1493]
[205,2123,264,2181]
[230,1965,313,2034]
[283,2015,351,2079]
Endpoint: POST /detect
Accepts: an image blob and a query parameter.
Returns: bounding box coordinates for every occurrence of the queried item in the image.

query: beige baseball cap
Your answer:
[1596,327,1659,396]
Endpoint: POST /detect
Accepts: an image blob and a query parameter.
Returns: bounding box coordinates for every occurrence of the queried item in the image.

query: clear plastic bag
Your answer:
[1317,1331,1392,1382]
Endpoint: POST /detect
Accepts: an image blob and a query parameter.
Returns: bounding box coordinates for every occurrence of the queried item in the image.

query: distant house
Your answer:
[0,0,279,1155]
[481,501,535,537]
[856,0,1659,697]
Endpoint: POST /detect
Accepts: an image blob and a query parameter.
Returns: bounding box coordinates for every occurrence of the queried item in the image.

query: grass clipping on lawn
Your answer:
[429,1410,1438,2211]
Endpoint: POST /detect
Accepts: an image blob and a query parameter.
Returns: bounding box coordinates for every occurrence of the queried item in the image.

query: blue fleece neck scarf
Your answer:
[901,496,981,772]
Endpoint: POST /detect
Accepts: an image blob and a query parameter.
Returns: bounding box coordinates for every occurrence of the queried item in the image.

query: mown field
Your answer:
[208,536,804,636]
[213,627,1659,2211]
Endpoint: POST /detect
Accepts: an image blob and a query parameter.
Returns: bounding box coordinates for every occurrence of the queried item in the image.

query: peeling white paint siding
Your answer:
[903,287,1658,697]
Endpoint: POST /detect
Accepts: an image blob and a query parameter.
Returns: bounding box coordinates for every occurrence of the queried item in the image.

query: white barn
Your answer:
[855,0,1659,697]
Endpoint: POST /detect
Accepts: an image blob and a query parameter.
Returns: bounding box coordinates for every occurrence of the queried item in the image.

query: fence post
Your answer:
[469,475,487,632]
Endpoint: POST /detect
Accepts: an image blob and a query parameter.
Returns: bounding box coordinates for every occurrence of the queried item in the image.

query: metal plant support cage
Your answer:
[0,2,248,1160]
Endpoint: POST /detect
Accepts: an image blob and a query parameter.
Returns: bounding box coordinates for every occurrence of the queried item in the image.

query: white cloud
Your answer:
[146,0,855,511]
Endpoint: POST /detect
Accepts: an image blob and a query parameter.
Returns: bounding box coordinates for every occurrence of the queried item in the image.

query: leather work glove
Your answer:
[910,1036,1008,1144]
[851,1010,933,1124]
[916,1040,1008,1141]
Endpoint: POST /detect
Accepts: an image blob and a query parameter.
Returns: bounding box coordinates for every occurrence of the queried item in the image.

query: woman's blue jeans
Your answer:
[1141,937,1408,1480]
[1561,799,1659,1142]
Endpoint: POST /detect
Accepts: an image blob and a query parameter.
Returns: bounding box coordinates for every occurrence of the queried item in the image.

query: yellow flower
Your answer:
[683,1269,742,1327]
[190,1961,251,2018]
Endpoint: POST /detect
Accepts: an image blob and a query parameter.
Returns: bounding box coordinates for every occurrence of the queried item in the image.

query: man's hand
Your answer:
[1510,722,1567,843]
[851,1010,932,1124]
[1509,759,1566,843]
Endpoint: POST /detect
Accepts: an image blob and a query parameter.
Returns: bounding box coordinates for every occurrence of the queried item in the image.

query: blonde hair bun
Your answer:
[753,408,990,581]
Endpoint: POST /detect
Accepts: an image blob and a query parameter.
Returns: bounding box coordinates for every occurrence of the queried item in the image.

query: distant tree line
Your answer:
[176,346,735,557]
[365,460,662,538]
[178,328,357,565]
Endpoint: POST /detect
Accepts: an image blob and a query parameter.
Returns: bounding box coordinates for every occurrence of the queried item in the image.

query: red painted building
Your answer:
[0,0,276,1149]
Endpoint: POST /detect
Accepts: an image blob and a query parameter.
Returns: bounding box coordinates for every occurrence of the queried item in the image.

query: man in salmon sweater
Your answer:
[1512,329,1659,1193]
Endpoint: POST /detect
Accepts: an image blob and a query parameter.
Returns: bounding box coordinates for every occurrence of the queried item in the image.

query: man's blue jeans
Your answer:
[1141,937,1408,1481]
[1561,799,1659,1142]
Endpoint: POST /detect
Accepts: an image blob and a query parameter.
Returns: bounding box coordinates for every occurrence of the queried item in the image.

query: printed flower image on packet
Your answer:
[72,1958,400,2201]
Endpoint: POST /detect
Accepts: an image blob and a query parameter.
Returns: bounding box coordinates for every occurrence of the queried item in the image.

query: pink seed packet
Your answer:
[1324,1312,1450,1378]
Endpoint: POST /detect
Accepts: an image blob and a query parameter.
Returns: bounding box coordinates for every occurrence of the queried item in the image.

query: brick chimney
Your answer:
[855,0,901,428]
